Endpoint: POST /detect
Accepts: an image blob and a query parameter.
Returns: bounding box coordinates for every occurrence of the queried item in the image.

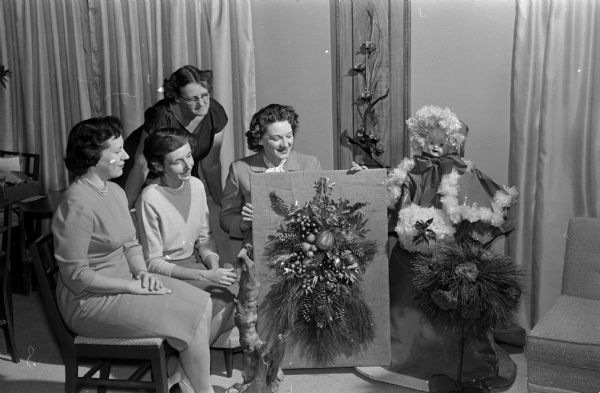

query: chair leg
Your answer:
[21,248,32,295]
[223,348,233,378]
[64,358,78,393]
[16,211,33,295]
[151,345,169,393]
[98,361,111,393]
[2,280,19,363]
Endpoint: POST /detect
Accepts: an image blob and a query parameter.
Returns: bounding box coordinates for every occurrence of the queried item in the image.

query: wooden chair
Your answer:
[30,233,172,393]
[0,150,43,294]
[13,189,63,295]
[0,150,40,181]
[0,199,18,362]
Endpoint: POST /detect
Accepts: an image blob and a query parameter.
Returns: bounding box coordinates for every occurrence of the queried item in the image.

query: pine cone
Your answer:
[300,298,313,322]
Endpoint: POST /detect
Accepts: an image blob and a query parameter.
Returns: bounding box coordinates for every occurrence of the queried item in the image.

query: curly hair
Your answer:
[64,116,122,176]
[406,105,467,154]
[245,104,299,152]
[163,65,213,100]
[143,127,191,177]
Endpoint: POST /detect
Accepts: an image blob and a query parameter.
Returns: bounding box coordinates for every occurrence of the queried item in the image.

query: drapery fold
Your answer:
[1,0,90,190]
[1,0,255,191]
[509,0,600,327]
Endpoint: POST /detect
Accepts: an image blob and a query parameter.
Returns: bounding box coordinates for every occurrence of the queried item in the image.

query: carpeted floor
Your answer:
[0,293,527,393]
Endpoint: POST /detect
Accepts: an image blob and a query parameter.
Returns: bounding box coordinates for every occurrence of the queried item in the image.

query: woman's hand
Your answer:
[203,267,237,287]
[347,161,368,174]
[240,202,254,232]
[130,271,172,295]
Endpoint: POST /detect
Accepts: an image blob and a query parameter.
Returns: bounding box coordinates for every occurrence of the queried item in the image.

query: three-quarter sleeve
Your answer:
[52,199,96,294]
[136,198,175,276]
[220,162,246,239]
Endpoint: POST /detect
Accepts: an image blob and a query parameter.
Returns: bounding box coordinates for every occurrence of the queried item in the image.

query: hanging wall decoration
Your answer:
[261,177,376,365]
[250,169,390,369]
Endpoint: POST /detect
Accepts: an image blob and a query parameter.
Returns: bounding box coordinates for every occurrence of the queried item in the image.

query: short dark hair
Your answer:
[64,116,122,176]
[163,65,213,99]
[143,127,191,176]
[245,104,299,152]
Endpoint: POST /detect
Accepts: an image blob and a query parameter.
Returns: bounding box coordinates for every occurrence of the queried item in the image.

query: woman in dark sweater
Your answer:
[117,65,228,207]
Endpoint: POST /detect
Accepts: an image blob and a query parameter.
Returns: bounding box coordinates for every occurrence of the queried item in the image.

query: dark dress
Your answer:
[115,97,228,188]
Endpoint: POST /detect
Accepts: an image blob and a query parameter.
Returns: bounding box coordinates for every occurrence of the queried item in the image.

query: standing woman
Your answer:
[118,65,228,207]
[136,127,237,343]
[53,116,215,393]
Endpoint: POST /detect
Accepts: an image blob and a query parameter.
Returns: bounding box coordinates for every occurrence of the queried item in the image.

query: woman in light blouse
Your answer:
[136,127,237,342]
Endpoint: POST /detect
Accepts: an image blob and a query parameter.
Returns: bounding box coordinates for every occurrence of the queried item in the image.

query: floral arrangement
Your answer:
[0,65,11,89]
[261,177,376,364]
[407,105,467,154]
[411,243,523,337]
[343,9,389,168]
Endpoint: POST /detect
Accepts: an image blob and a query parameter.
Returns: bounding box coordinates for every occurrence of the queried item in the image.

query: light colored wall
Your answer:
[410,0,515,184]
[250,0,334,170]
[251,0,515,182]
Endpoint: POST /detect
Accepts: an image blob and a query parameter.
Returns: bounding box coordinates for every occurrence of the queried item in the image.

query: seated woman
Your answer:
[135,128,237,342]
[220,103,321,241]
[52,116,215,393]
[117,65,228,208]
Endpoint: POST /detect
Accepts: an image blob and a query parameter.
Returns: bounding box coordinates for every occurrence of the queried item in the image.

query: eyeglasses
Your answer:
[180,92,210,104]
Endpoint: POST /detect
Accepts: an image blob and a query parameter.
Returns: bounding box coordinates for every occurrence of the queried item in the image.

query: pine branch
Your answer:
[269,191,291,217]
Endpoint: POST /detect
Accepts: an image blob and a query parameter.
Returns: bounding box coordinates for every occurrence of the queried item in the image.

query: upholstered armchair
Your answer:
[526,217,600,393]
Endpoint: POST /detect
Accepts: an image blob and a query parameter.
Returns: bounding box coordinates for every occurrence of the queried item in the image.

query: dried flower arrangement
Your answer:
[344,9,389,168]
[261,177,377,364]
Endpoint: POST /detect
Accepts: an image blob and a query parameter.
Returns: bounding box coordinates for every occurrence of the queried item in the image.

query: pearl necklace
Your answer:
[80,176,108,196]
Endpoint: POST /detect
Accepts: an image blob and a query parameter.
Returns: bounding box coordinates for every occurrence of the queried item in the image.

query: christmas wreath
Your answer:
[261,177,377,364]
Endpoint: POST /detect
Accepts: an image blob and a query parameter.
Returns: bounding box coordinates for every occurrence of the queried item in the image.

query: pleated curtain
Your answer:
[509,0,600,327]
[0,0,255,191]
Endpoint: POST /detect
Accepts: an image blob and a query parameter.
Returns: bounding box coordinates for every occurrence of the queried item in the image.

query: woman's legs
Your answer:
[179,299,214,393]
[182,266,237,344]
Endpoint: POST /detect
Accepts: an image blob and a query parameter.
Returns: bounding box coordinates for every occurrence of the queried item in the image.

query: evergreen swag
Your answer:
[411,243,523,337]
[262,177,377,364]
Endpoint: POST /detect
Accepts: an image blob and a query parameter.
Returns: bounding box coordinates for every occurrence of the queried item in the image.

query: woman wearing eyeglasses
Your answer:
[117,65,228,208]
